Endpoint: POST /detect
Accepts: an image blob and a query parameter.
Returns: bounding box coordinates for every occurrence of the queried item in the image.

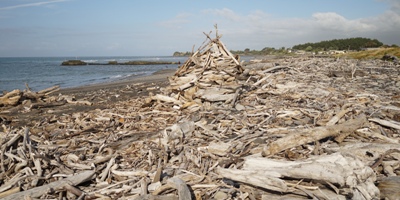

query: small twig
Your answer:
[370,149,400,169]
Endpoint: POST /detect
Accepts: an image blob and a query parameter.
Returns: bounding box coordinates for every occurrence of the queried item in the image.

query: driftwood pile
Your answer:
[1,33,400,199]
[0,85,91,108]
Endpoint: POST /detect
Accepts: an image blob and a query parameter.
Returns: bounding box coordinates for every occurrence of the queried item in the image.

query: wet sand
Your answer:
[58,69,176,95]
[2,69,177,128]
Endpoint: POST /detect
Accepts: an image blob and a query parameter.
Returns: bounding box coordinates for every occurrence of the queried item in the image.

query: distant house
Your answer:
[361,47,381,51]
[328,50,346,54]
[294,50,306,55]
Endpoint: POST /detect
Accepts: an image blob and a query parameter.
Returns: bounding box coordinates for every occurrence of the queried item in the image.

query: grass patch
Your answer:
[338,47,400,60]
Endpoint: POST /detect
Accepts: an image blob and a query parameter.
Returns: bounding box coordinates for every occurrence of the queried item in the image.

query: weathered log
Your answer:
[167,177,192,200]
[378,176,400,200]
[218,153,379,199]
[369,118,400,130]
[2,170,95,199]
[262,115,368,156]
[0,89,21,106]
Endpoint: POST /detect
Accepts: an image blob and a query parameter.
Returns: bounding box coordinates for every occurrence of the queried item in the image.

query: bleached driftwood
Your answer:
[324,142,400,164]
[218,153,379,199]
[378,176,400,200]
[262,115,368,156]
[1,29,400,199]
[369,118,400,130]
[0,89,21,106]
[2,170,95,200]
[167,177,192,200]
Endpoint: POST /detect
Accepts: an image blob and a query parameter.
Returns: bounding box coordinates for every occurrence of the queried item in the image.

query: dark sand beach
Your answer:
[2,69,176,127]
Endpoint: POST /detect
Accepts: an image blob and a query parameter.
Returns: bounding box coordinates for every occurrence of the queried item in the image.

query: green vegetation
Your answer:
[230,47,290,56]
[173,37,399,58]
[338,47,400,60]
[173,51,192,56]
[61,60,87,66]
[173,48,292,56]
[292,37,384,52]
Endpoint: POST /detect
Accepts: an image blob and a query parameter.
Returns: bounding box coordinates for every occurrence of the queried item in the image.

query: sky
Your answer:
[0,0,399,57]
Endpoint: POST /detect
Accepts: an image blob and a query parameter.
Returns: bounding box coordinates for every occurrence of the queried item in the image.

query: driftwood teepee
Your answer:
[165,31,244,112]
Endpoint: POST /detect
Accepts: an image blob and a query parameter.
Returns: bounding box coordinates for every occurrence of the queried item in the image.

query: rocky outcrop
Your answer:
[61,60,87,66]
[61,60,179,66]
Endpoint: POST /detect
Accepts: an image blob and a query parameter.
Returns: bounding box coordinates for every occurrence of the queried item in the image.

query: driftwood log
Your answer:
[0,84,92,113]
[2,170,95,200]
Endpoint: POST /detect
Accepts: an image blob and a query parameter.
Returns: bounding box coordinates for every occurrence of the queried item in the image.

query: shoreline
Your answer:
[1,68,177,128]
[57,68,176,95]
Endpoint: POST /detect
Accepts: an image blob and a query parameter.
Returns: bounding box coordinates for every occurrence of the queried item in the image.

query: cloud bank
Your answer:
[192,2,399,50]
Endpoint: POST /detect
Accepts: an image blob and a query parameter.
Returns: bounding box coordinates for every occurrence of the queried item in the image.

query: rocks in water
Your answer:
[61,60,87,66]
[61,60,179,66]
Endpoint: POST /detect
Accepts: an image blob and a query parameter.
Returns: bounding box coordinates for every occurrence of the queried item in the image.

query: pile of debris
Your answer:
[0,85,91,109]
[165,33,244,112]
[1,31,400,199]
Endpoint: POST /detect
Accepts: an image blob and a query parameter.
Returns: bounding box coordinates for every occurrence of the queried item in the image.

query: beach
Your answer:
[1,52,399,199]
[57,68,175,98]
[1,68,176,128]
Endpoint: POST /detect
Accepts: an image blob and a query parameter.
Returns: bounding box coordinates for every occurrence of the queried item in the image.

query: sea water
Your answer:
[0,56,187,94]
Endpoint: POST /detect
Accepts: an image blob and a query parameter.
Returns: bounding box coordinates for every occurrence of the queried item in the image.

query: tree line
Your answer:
[173,37,395,56]
[292,37,384,51]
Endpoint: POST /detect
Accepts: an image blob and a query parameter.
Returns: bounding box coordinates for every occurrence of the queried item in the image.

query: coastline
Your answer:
[1,68,177,128]
[57,68,176,95]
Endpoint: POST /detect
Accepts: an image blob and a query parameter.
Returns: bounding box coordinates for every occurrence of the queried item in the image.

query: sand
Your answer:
[58,68,176,95]
[3,69,177,128]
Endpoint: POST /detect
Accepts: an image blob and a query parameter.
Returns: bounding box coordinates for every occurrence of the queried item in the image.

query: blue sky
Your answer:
[0,0,399,57]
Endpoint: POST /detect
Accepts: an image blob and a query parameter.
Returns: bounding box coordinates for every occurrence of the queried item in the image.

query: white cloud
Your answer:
[312,12,376,32]
[196,7,400,49]
[0,0,70,10]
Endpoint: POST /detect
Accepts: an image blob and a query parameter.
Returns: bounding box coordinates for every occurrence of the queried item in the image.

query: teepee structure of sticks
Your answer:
[166,27,245,112]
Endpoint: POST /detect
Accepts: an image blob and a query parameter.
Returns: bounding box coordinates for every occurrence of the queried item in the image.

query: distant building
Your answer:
[328,50,346,54]
[360,47,381,51]
[294,50,306,55]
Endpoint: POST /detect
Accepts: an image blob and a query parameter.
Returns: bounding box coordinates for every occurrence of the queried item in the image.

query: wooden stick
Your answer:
[262,115,368,156]
[100,157,115,181]
[141,178,148,196]
[167,177,192,200]
[2,170,95,200]
[153,159,163,183]
[37,85,60,95]
[262,65,289,73]
[326,108,351,126]
[0,187,20,198]
[369,118,400,130]
[0,89,21,106]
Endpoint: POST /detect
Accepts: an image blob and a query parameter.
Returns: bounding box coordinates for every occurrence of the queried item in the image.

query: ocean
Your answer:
[0,56,188,94]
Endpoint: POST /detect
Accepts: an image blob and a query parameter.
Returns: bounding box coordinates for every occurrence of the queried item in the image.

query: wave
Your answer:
[82,60,98,63]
